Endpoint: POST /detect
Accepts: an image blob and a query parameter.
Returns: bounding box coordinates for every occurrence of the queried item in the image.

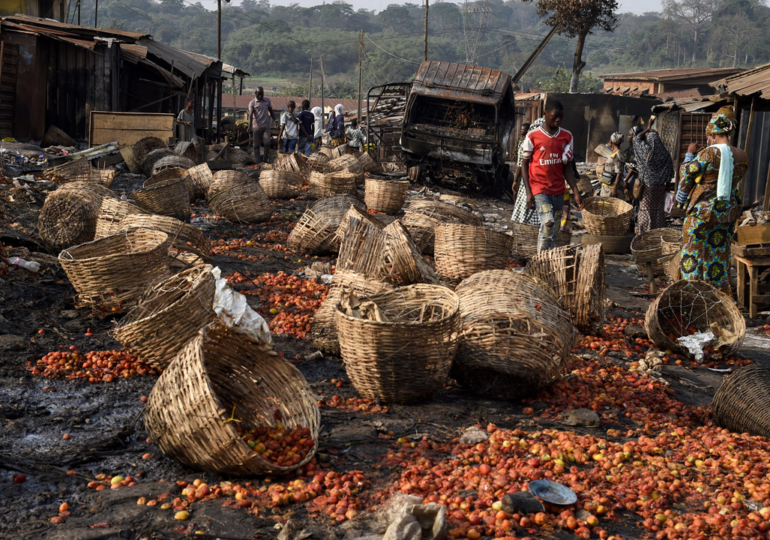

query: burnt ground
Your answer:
[1,172,770,540]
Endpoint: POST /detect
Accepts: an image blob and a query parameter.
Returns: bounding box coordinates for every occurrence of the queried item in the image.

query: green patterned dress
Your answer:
[678,146,748,293]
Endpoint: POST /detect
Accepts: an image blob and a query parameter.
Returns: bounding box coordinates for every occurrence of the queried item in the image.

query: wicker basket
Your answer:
[141,148,176,176]
[324,154,364,183]
[311,270,394,355]
[133,177,191,221]
[337,215,388,278]
[365,178,409,214]
[174,141,198,162]
[147,167,193,199]
[230,147,255,167]
[288,207,350,255]
[132,137,168,165]
[401,199,483,254]
[38,188,102,251]
[44,158,92,181]
[382,221,439,285]
[259,170,304,199]
[331,145,350,158]
[358,152,382,174]
[112,266,216,369]
[184,163,213,200]
[312,194,365,214]
[208,170,253,200]
[335,284,461,404]
[581,197,634,236]
[144,323,320,475]
[577,175,595,196]
[151,155,196,177]
[509,221,571,259]
[208,183,272,224]
[644,280,745,359]
[95,198,149,239]
[453,270,575,399]
[335,204,385,243]
[631,228,681,277]
[58,228,170,307]
[660,229,683,256]
[434,223,513,283]
[275,152,310,177]
[527,244,606,333]
[308,171,358,199]
[320,147,334,158]
[90,169,117,188]
[116,213,210,262]
[58,181,117,199]
[308,152,330,172]
[120,146,141,174]
[712,365,770,438]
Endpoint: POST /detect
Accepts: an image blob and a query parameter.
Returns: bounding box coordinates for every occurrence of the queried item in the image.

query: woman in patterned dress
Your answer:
[600,131,625,198]
[675,110,747,293]
[632,123,674,233]
[511,119,544,225]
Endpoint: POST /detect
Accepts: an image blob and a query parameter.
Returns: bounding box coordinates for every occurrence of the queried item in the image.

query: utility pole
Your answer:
[77,0,81,25]
[94,0,98,27]
[217,0,222,59]
[424,0,429,62]
[320,56,326,129]
[357,29,363,125]
[308,58,313,103]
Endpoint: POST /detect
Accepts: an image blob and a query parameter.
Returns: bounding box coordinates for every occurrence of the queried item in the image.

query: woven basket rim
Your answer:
[59,228,168,262]
[582,196,633,215]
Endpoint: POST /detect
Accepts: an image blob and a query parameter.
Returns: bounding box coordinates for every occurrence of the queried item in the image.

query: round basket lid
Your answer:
[528,480,577,505]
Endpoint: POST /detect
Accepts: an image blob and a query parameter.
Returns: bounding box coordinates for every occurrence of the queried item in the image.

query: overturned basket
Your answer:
[260,170,304,199]
[113,266,216,369]
[133,177,191,221]
[184,163,213,200]
[509,221,571,259]
[434,223,513,283]
[358,152,382,174]
[308,171,358,199]
[116,213,210,262]
[142,148,176,177]
[174,141,198,161]
[631,228,681,277]
[644,280,745,359]
[312,194,365,214]
[336,215,388,278]
[209,183,272,224]
[335,284,460,404]
[308,152,330,172]
[208,170,254,199]
[145,323,320,475]
[582,197,634,236]
[147,167,193,200]
[151,155,196,177]
[275,152,310,177]
[712,364,770,438]
[38,188,103,251]
[453,270,575,400]
[324,154,364,183]
[381,220,439,285]
[401,199,482,254]
[335,204,385,243]
[132,136,168,165]
[58,228,170,307]
[95,198,149,239]
[288,207,349,255]
[44,159,92,182]
[365,177,409,214]
[527,244,605,333]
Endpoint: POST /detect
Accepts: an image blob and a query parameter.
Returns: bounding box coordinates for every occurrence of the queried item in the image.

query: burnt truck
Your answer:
[366,61,516,196]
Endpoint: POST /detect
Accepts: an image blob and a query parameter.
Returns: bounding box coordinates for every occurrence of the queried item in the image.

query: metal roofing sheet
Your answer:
[711,62,770,99]
[140,38,219,79]
[412,61,510,104]
[1,14,149,40]
[601,67,743,82]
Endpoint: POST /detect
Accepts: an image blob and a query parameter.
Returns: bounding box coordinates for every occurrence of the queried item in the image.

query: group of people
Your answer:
[511,102,747,295]
[245,87,365,165]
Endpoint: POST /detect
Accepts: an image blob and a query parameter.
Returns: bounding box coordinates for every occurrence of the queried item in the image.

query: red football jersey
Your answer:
[522,127,574,196]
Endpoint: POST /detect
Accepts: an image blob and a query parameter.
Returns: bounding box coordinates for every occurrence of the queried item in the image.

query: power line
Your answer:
[365,35,422,65]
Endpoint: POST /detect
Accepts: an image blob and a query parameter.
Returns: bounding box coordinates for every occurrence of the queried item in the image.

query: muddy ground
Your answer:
[1,169,769,540]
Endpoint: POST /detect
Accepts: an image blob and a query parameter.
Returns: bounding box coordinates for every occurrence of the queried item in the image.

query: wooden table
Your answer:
[735,255,770,318]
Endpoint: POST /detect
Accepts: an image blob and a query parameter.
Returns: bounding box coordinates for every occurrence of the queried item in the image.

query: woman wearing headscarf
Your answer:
[600,131,625,198]
[632,120,674,233]
[675,108,747,293]
[325,104,346,147]
[511,118,545,225]
[311,106,324,150]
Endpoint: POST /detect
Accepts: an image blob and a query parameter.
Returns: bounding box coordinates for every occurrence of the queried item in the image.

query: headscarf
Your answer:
[715,105,737,124]
[334,104,344,117]
[709,114,736,135]
[528,117,545,133]
[610,132,624,145]
[312,106,323,138]
[629,126,644,137]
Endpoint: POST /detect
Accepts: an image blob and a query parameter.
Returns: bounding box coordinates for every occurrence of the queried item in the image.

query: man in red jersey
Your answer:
[521,100,583,253]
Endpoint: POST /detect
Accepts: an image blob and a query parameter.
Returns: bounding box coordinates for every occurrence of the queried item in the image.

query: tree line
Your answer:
[71,0,770,96]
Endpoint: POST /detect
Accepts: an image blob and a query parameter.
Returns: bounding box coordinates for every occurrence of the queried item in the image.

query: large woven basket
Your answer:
[208,183,272,224]
[509,221,571,259]
[133,177,191,221]
[38,188,102,251]
[319,147,334,158]
[712,365,770,438]
[58,228,170,307]
[336,215,388,278]
[44,158,92,182]
[335,284,460,404]
[644,280,745,359]
[275,152,310,177]
[365,178,409,214]
[324,154,364,183]
[184,163,213,200]
[144,323,320,475]
[58,181,117,199]
[116,213,210,262]
[308,171,358,199]
[132,136,168,165]
[151,155,196,177]
[660,229,683,256]
[312,194,365,214]
[89,169,117,188]
[358,152,382,174]
[112,266,216,369]
[577,175,595,196]
[230,147,255,167]
[335,204,385,243]
[311,270,394,355]
[434,223,513,283]
[288,207,349,255]
[208,170,253,200]
[260,170,304,199]
[527,244,606,333]
[631,228,680,277]
[401,199,482,254]
[308,153,330,172]
[174,141,198,162]
[120,146,141,174]
[95,198,149,239]
[141,148,176,176]
[382,221,439,285]
[147,167,193,200]
[453,270,575,399]
[331,144,350,158]
[582,197,634,236]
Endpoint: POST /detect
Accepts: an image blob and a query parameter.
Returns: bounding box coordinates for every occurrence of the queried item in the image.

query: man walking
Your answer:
[296,100,315,157]
[248,87,274,165]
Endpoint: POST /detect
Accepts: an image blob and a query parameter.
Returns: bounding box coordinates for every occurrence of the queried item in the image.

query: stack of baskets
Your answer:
[631,228,681,277]
[645,280,745,359]
[712,364,770,438]
[144,323,320,474]
[335,284,460,404]
[509,221,571,259]
[527,244,606,333]
[581,197,634,236]
[324,154,364,184]
[401,199,482,254]
[364,177,409,214]
[452,270,575,399]
[259,170,304,199]
[434,223,513,283]
[133,177,191,221]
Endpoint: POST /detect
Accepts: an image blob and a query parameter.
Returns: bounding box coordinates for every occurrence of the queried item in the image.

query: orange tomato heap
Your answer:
[30,348,160,383]
[237,423,315,467]
[86,473,138,491]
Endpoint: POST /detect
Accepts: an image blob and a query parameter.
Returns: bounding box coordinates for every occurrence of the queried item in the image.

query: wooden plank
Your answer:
[735,225,770,246]
[91,112,174,131]
[752,295,770,305]
[90,128,174,146]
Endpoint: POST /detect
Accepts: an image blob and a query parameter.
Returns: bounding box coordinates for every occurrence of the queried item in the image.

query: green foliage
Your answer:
[538,66,602,92]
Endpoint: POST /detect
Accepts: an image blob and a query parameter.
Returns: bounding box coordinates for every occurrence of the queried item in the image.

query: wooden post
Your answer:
[232,71,236,128]
[424,0,429,62]
[217,0,222,60]
[320,56,326,130]
[94,0,98,27]
[741,97,756,204]
[357,30,363,126]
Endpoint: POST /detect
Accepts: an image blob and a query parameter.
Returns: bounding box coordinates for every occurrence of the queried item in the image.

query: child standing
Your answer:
[345,119,365,153]
[278,101,300,153]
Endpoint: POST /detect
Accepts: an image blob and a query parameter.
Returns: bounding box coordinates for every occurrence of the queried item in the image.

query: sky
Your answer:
[207,0,664,16]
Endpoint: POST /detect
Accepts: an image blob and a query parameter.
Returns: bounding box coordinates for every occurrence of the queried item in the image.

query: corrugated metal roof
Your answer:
[139,39,219,79]
[412,61,511,105]
[222,63,250,78]
[651,95,726,113]
[711,62,770,99]
[1,14,150,40]
[601,68,743,83]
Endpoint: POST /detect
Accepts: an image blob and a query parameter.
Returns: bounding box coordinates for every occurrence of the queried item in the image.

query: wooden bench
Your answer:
[735,255,770,318]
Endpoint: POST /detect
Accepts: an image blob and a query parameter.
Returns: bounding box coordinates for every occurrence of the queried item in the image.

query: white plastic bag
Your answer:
[677,331,715,363]
[212,267,272,345]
